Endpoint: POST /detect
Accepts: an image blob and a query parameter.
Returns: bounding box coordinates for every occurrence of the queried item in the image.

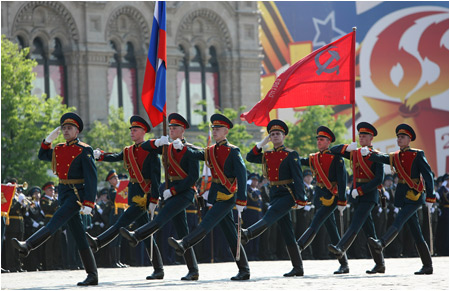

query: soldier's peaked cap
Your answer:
[42,181,55,191]
[267,119,289,135]
[210,113,233,129]
[168,113,189,129]
[129,115,151,133]
[357,122,378,136]
[396,123,416,141]
[106,169,118,181]
[60,112,83,133]
[316,126,335,143]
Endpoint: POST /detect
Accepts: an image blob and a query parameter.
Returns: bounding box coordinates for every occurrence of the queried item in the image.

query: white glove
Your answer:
[351,189,359,199]
[202,190,209,201]
[93,148,102,159]
[32,221,39,228]
[45,126,60,143]
[360,146,370,156]
[80,206,93,216]
[236,205,245,215]
[97,207,103,215]
[346,142,358,152]
[338,205,346,214]
[294,204,304,210]
[304,205,311,211]
[148,202,157,215]
[426,202,433,209]
[173,138,184,150]
[155,135,169,147]
[163,189,172,200]
[18,193,26,204]
[394,207,399,214]
[256,135,270,149]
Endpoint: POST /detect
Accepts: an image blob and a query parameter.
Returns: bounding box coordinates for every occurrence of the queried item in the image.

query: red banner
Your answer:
[114,180,129,214]
[1,184,16,218]
[241,31,355,126]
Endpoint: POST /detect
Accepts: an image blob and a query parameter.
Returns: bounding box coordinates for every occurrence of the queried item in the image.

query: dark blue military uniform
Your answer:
[86,115,163,279]
[12,112,99,285]
[297,126,349,274]
[244,119,307,277]
[367,123,435,275]
[242,175,263,261]
[167,113,250,280]
[120,113,200,281]
[328,122,385,274]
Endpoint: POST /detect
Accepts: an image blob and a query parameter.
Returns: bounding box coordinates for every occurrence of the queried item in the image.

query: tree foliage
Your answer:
[1,35,74,188]
[82,106,154,185]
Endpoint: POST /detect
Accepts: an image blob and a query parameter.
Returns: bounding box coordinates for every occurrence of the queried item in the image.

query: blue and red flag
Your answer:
[142,1,167,127]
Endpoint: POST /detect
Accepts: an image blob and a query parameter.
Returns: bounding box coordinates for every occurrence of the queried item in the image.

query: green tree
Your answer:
[82,106,154,184]
[284,106,352,171]
[1,35,74,187]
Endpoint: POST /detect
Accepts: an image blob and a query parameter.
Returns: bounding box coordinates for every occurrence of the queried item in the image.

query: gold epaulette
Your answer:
[77,141,90,148]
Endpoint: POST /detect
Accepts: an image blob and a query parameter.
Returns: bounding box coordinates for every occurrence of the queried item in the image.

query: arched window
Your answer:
[30,37,67,102]
[108,41,138,118]
[177,45,221,126]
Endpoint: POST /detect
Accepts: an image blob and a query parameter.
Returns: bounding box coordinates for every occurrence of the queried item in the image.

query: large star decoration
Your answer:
[312,11,346,47]
[364,96,448,173]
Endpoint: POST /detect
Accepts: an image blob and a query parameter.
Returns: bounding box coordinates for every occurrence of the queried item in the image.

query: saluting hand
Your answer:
[256,135,270,149]
[45,126,60,143]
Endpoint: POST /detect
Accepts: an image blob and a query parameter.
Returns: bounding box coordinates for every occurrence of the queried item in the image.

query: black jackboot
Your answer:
[77,248,98,286]
[283,244,304,277]
[146,241,164,280]
[241,220,268,245]
[86,226,119,253]
[368,226,399,254]
[334,253,349,274]
[181,248,199,280]
[297,227,316,251]
[168,226,207,256]
[414,241,433,275]
[328,231,358,259]
[230,245,250,280]
[366,242,385,274]
[11,227,51,257]
[120,221,159,248]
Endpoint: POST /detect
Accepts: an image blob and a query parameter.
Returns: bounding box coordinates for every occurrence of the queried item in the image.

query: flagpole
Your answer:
[163,115,169,190]
[352,27,357,190]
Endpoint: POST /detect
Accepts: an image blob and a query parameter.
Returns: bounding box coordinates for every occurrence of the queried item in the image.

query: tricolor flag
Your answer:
[142,1,167,127]
[241,30,356,127]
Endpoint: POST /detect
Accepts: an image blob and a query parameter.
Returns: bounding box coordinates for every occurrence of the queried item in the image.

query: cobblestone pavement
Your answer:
[1,257,448,290]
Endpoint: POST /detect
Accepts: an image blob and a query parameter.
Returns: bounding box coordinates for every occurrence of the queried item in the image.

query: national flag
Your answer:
[241,30,356,126]
[142,1,167,127]
[1,184,16,224]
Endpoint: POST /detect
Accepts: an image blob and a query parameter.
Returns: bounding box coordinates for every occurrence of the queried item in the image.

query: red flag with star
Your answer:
[241,31,355,126]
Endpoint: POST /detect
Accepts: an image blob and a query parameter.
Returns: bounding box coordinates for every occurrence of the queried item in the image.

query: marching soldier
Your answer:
[12,112,99,285]
[243,120,307,276]
[40,182,63,270]
[364,123,435,275]
[87,116,163,280]
[105,169,127,268]
[327,122,385,273]
[167,113,250,281]
[23,186,46,271]
[120,113,201,281]
[296,126,349,274]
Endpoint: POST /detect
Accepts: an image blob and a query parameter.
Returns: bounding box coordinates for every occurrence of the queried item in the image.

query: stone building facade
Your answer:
[1,1,262,139]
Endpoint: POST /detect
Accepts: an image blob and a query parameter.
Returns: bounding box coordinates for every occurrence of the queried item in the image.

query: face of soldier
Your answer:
[303,174,313,185]
[44,187,55,197]
[169,125,185,140]
[396,134,411,149]
[269,131,285,148]
[108,176,119,187]
[250,178,258,188]
[358,133,373,147]
[316,137,331,151]
[130,127,146,143]
[32,191,41,201]
[62,124,79,141]
[212,127,228,142]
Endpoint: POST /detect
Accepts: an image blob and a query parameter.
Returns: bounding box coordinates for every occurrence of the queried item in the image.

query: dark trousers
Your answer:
[309,204,341,245]
[392,203,426,243]
[261,195,297,246]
